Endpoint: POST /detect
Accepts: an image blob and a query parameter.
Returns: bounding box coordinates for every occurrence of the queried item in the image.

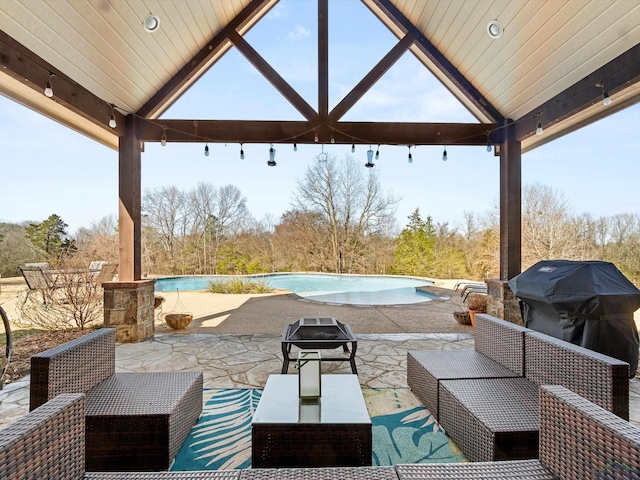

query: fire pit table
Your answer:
[281,317,358,374]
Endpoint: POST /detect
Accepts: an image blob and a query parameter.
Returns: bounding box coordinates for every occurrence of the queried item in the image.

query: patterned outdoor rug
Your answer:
[171,387,466,471]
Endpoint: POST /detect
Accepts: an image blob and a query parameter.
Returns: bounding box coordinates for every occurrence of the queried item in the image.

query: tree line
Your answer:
[1,155,639,285]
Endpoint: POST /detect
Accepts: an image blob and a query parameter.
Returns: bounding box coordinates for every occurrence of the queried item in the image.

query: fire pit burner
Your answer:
[281,318,358,374]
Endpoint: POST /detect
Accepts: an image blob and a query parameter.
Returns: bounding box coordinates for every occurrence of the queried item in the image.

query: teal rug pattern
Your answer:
[171,387,466,471]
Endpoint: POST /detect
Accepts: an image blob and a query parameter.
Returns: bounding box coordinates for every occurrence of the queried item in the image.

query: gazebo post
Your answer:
[486,119,524,324]
[103,115,155,343]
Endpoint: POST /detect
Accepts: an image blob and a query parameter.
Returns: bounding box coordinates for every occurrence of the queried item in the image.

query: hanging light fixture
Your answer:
[318,144,328,162]
[408,146,413,164]
[351,142,355,153]
[267,144,276,166]
[486,133,492,152]
[596,81,612,106]
[204,143,209,157]
[293,142,298,152]
[160,126,167,146]
[44,73,55,98]
[314,131,319,143]
[108,104,117,128]
[375,145,380,160]
[536,113,543,136]
[442,145,447,162]
[240,143,244,160]
[365,145,374,168]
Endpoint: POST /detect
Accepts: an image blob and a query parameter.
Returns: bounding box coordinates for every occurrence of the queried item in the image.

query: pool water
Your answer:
[155,273,434,306]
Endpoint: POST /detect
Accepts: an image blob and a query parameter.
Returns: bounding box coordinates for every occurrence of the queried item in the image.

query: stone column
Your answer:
[486,278,523,326]
[103,280,155,343]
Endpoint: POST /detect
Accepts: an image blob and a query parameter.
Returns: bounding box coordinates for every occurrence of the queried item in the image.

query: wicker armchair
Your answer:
[30,329,203,472]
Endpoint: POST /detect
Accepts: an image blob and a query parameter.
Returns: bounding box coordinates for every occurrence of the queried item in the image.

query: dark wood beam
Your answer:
[500,120,521,280]
[515,43,640,142]
[0,31,126,135]
[330,34,414,122]
[137,119,493,146]
[119,115,142,281]
[229,31,316,120]
[318,0,329,118]
[367,0,504,124]
[136,0,277,119]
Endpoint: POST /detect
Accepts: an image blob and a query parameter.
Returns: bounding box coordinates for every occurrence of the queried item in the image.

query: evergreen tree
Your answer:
[25,214,77,261]
[392,208,436,276]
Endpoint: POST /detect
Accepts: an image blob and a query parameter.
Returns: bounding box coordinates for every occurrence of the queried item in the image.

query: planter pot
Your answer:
[453,311,472,325]
[468,310,486,327]
[165,313,193,330]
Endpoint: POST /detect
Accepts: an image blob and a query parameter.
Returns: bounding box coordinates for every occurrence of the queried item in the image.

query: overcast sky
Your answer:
[2,0,639,234]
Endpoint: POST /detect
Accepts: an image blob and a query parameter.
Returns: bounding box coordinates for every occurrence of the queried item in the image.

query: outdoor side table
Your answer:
[252,374,372,468]
[281,317,358,374]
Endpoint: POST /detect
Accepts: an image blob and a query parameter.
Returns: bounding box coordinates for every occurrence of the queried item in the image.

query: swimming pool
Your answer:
[155,273,435,306]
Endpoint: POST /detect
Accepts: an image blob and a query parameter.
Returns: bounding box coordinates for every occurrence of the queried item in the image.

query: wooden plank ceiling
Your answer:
[0,0,639,152]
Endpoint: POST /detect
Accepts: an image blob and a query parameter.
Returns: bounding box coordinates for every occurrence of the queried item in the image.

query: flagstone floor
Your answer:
[2,332,640,430]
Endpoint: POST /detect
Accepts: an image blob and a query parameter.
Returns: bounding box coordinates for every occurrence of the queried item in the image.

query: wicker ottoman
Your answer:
[85,371,203,471]
[438,377,539,462]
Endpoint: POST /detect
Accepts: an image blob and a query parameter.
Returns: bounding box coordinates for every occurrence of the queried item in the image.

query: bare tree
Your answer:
[293,154,399,273]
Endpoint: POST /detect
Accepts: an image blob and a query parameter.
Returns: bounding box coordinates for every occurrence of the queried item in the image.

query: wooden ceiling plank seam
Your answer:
[138,119,494,145]
[438,0,478,59]
[175,1,207,48]
[145,0,194,64]
[136,0,277,119]
[184,1,216,45]
[59,0,160,107]
[510,24,640,121]
[108,1,180,76]
[196,1,222,33]
[425,0,449,38]
[330,34,415,121]
[459,0,531,88]
[513,42,640,141]
[474,0,569,107]
[369,0,504,123]
[229,30,316,120]
[445,1,493,63]
[486,0,606,109]
[3,1,143,111]
[499,3,640,118]
[410,0,437,34]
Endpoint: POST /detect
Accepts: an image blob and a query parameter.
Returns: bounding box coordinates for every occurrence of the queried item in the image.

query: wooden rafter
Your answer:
[229,31,316,120]
[318,0,329,118]
[136,0,278,119]
[366,0,504,124]
[330,34,414,122]
[135,119,492,146]
[0,31,125,136]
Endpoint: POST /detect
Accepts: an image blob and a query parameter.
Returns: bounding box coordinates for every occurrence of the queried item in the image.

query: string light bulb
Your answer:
[330,134,335,144]
[44,73,55,98]
[314,131,319,143]
[536,113,543,136]
[596,81,612,106]
[486,134,492,152]
[365,145,374,168]
[351,143,355,153]
[160,126,167,146]
[108,105,117,128]
[240,144,244,160]
[204,143,209,157]
[293,142,297,152]
[375,145,380,160]
[267,144,276,166]
[408,146,413,164]
[442,146,447,162]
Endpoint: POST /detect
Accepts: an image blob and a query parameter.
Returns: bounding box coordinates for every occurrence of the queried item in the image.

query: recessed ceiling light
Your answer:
[143,14,160,33]
[487,20,503,39]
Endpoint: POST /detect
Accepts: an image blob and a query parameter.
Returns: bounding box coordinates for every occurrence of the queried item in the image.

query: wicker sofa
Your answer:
[2,387,639,479]
[407,313,630,462]
[29,328,203,472]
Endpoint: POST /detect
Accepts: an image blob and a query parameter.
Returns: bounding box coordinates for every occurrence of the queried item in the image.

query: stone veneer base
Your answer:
[103,280,156,343]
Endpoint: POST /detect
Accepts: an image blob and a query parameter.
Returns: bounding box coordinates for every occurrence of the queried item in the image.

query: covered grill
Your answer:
[281,317,358,374]
[509,260,640,376]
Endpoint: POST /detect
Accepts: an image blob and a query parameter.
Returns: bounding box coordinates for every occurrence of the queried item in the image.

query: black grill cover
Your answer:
[509,260,640,376]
